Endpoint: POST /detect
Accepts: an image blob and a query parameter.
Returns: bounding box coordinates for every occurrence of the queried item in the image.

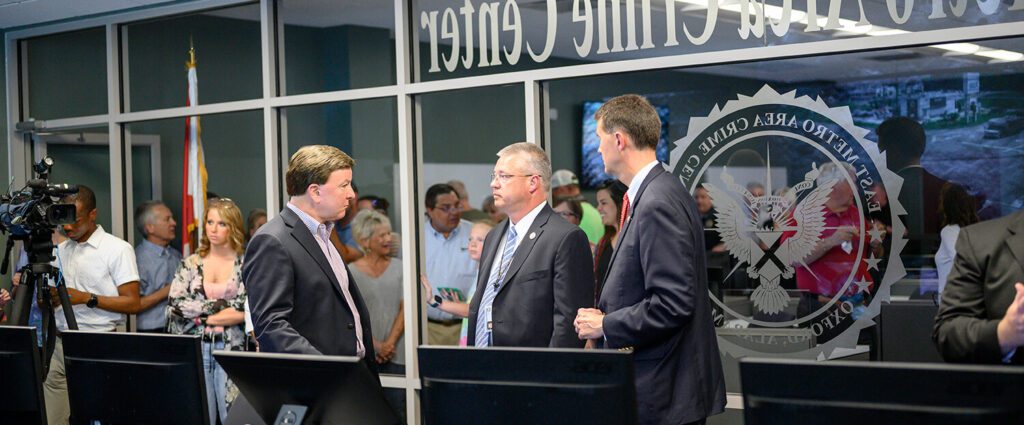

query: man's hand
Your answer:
[997,282,1024,355]
[51,287,90,307]
[574,308,606,340]
[830,226,858,244]
[0,288,10,307]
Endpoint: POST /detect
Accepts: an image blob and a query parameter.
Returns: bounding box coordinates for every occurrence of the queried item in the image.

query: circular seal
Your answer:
[668,85,906,360]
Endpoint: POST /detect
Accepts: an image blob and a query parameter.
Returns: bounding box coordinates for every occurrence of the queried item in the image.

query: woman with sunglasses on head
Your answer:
[166,198,248,424]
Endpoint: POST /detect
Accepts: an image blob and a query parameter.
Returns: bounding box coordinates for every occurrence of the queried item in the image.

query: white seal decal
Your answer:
[668,85,907,360]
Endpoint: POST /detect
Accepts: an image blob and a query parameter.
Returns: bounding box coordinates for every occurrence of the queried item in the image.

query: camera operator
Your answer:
[44,185,142,425]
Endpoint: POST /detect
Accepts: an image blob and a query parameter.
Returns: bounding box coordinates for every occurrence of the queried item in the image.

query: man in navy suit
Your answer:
[466,142,593,348]
[575,95,725,425]
[243,145,378,377]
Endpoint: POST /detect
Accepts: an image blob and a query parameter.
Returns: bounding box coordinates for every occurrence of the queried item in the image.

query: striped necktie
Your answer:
[474,224,518,347]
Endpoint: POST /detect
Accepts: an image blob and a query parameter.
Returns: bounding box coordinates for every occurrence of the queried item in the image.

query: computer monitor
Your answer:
[214,351,399,425]
[0,326,46,425]
[741,358,1024,424]
[876,300,943,362]
[60,331,208,425]
[418,346,638,425]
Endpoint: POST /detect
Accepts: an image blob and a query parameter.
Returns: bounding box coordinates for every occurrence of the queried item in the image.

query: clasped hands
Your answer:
[574,308,605,341]
[374,339,396,364]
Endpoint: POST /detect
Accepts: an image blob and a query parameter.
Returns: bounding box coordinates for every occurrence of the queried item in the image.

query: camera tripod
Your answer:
[3,228,77,371]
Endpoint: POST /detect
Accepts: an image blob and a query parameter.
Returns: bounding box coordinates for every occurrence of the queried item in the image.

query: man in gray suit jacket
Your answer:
[467,142,594,348]
[575,95,725,425]
[243,145,378,377]
[933,209,1024,364]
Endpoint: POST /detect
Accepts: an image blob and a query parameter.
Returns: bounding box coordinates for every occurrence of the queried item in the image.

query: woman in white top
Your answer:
[935,183,979,294]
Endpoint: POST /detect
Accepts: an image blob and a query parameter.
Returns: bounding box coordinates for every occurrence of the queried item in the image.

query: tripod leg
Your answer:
[55,284,78,331]
[6,277,35,326]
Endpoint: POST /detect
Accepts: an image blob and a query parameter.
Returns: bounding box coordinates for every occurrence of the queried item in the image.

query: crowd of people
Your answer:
[0,94,1021,425]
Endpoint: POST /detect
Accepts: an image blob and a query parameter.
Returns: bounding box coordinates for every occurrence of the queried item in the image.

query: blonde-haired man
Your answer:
[243,145,378,377]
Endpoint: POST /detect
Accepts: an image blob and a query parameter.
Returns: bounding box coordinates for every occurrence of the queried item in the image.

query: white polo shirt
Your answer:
[55,225,140,331]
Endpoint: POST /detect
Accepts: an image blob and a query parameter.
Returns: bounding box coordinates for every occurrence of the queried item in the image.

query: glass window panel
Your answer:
[34,128,113,231]
[124,3,263,112]
[411,0,765,82]
[767,0,1024,50]
[546,38,1024,392]
[281,98,403,383]
[126,110,266,251]
[417,84,525,345]
[280,0,397,95]
[26,28,107,119]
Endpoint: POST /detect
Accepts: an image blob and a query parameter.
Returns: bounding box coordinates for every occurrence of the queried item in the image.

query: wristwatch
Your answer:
[86,294,98,308]
[427,295,443,308]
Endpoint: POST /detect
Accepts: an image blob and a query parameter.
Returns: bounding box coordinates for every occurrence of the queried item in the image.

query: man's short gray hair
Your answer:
[816,162,856,187]
[496,142,552,191]
[134,200,166,237]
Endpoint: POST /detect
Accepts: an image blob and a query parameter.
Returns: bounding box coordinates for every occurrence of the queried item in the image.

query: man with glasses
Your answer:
[423,183,477,345]
[466,143,593,348]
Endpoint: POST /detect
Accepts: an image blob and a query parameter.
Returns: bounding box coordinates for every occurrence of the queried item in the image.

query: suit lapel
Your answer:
[600,166,665,294]
[498,204,551,292]
[282,208,345,301]
[1006,212,1024,276]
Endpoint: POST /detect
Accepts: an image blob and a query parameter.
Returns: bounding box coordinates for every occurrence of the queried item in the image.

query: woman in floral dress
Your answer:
[167,198,247,424]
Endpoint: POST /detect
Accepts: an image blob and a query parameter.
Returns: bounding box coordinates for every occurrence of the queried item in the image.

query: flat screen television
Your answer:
[61,331,209,425]
[741,358,1024,424]
[419,346,637,424]
[581,100,670,188]
[215,351,399,425]
[0,326,46,425]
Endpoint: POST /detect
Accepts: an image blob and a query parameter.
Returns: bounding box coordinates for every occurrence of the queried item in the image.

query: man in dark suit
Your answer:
[575,95,725,425]
[466,142,593,348]
[876,117,950,256]
[242,145,377,375]
[933,209,1024,364]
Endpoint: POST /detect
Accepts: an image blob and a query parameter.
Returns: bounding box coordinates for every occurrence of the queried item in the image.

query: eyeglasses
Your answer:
[490,172,537,184]
[557,211,578,218]
[433,205,462,214]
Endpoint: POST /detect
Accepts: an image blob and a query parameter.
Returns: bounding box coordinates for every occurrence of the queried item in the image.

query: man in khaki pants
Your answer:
[422,183,477,345]
[45,185,141,425]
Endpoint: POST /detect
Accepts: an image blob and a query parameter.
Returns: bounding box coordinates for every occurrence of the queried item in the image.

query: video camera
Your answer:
[0,156,81,350]
[0,157,78,236]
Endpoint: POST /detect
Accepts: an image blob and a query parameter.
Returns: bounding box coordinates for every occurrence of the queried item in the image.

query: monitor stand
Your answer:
[274,404,308,424]
[227,395,311,425]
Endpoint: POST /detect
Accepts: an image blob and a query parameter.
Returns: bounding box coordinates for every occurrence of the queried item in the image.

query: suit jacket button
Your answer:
[347,323,355,329]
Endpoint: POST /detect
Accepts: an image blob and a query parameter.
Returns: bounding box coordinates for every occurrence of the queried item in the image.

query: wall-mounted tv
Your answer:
[581,100,670,188]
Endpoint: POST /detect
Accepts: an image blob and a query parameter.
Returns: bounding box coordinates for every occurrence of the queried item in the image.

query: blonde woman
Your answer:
[167,198,247,424]
[348,209,407,420]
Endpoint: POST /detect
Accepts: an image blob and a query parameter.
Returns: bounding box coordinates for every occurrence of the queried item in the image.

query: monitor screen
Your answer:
[581,100,670,188]
[214,351,399,425]
[61,331,209,425]
[741,358,1024,424]
[418,346,637,424]
[0,326,46,425]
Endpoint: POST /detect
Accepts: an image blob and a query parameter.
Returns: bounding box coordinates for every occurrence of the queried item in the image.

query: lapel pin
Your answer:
[529,232,536,240]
